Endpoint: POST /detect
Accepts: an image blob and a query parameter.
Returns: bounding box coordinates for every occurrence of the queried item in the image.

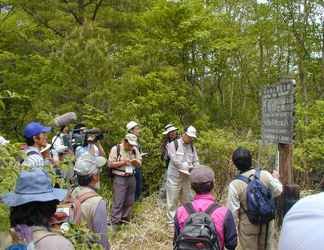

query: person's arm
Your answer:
[167,141,188,170]
[96,141,106,157]
[131,147,142,167]
[223,209,238,250]
[227,182,240,225]
[92,200,110,250]
[192,145,200,168]
[108,146,129,169]
[264,170,283,197]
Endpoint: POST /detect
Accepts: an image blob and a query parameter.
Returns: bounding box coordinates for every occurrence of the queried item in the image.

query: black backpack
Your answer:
[175,203,221,250]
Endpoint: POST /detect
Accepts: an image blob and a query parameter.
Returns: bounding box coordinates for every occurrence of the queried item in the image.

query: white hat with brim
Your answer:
[185,125,197,138]
[126,121,139,131]
[125,133,138,146]
[74,153,107,176]
[162,126,178,135]
[0,136,9,145]
[1,169,67,207]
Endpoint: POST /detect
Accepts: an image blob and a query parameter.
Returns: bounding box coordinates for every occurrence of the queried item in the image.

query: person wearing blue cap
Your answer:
[1,169,74,250]
[22,122,51,169]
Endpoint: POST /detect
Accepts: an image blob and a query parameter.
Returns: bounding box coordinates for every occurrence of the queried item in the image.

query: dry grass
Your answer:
[109,194,173,250]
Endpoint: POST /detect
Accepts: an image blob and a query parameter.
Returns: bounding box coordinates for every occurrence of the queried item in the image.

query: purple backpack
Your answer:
[236,168,276,225]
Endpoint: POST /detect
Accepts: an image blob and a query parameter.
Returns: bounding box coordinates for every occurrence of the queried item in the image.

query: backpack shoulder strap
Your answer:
[183,202,196,215]
[116,144,121,161]
[254,168,261,179]
[26,151,40,156]
[205,202,220,215]
[236,175,250,184]
[174,139,179,151]
[73,191,100,224]
[33,231,57,245]
[76,191,99,204]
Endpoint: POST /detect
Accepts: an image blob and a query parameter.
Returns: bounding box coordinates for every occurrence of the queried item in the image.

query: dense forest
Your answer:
[0,0,323,200]
[0,0,323,249]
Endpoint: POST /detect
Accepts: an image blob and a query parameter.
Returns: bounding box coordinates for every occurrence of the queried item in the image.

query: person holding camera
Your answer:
[108,133,142,227]
[74,124,105,159]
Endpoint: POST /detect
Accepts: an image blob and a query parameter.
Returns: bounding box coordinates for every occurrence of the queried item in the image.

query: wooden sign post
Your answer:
[261,80,299,222]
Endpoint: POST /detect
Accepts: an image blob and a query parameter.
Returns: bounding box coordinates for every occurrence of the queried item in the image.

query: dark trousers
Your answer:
[111,175,136,224]
[134,168,142,201]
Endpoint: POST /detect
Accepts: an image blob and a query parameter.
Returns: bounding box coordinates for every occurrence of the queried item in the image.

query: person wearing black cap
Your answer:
[227,147,282,250]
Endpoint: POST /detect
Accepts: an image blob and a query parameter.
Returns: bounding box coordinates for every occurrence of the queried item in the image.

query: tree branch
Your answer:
[92,0,104,21]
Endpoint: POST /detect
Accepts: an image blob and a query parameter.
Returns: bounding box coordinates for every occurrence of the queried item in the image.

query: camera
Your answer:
[64,128,104,151]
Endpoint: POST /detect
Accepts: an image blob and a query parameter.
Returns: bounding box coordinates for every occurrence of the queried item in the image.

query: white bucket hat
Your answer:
[125,133,138,146]
[0,136,10,145]
[74,153,107,176]
[126,121,139,131]
[162,124,178,135]
[185,125,197,138]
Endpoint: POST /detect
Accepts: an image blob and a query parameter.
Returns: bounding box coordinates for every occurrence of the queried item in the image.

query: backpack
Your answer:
[107,144,121,178]
[175,203,221,250]
[236,168,276,225]
[51,190,99,225]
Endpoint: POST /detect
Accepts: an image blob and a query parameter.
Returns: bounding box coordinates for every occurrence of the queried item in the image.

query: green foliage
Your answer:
[196,128,277,199]
[294,100,324,172]
[0,0,323,246]
[0,144,23,231]
[64,223,104,250]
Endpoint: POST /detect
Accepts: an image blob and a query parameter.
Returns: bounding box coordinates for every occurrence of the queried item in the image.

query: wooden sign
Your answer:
[261,80,295,144]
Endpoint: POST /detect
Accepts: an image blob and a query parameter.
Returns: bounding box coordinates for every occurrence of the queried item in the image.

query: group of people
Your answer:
[1,120,145,250]
[0,119,322,250]
[160,124,283,250]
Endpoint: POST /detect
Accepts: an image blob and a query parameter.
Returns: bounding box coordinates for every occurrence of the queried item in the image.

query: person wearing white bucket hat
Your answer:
[159,123,180,201]
[1,169,74,250]
[165,125,199,224]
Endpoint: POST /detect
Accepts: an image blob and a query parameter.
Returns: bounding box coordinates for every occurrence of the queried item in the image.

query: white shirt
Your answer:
[23,146,46,169]
[279,192,324,250]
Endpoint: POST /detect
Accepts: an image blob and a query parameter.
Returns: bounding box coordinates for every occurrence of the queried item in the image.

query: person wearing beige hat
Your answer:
[126,121,143,201]
[108,133,142,226]
[71,153,110,250]
[166,125,199,224]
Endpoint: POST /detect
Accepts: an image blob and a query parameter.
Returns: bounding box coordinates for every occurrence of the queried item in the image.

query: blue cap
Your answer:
[1,169,67,207]
[23,122,51,138]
